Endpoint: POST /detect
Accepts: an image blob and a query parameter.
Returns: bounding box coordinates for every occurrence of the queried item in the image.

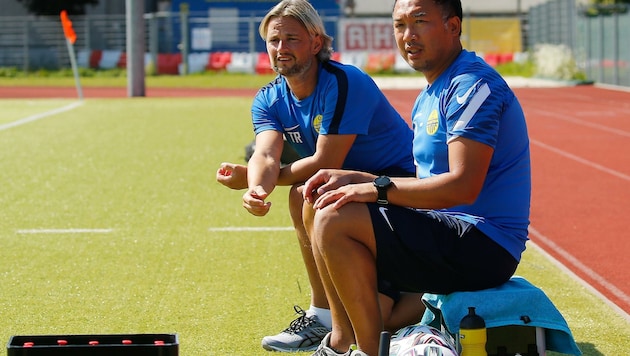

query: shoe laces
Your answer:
[284,305,315,334]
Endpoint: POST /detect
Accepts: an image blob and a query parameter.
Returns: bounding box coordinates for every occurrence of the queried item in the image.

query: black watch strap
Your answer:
[374,176,392,205]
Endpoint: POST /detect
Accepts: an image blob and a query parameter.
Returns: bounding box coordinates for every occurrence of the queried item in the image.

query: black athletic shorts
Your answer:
[367,203,518,296]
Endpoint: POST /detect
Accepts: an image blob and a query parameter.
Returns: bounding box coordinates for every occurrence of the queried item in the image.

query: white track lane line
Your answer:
[529,227,630,323]
[528,99,630,319]
[0,101,84,132]
[528,107,630,139]
[531,139,630,182]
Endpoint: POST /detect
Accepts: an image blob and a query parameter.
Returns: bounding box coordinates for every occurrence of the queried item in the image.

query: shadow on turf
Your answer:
[575,342,602,356]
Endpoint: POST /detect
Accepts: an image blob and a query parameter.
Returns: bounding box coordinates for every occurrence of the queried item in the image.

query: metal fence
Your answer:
[1,2,628,87]
[577,9,630,86]
[1,14,133,71]
[528,0,629,87]
[0,12,528,73]
[0,11,336,72]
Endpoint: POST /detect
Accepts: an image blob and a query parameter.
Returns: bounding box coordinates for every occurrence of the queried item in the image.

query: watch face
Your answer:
[375,176,391,187]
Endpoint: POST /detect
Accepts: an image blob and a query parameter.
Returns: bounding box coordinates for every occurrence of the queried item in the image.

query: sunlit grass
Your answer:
[0,94,627,355]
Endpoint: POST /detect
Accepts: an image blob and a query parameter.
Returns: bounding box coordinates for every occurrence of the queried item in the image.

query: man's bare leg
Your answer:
[289,185,329,310]
[311,202,383,355]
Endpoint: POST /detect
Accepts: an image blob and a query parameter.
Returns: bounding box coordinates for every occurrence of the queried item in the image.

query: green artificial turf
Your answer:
[0,97,628,355]
[0,99,78,125]
[0,72,277,89]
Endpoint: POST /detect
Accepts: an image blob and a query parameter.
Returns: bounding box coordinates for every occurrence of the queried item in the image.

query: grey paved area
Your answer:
[373,76,572,90]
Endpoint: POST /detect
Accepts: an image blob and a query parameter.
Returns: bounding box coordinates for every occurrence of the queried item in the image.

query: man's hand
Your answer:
[303,169,376,208]
[303,169,345,204]
[243,186,272,216]
[216,162,248,190]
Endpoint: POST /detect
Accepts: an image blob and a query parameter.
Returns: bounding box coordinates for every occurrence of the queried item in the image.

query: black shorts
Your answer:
[367,204,518,296]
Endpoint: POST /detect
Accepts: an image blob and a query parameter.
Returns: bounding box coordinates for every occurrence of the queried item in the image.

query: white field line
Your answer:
[0,101,84,132]
[528,227,630,323]
[208,226,293,232]
[16,229,113,234]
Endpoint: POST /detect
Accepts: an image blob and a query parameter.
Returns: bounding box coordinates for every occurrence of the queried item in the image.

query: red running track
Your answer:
[516,86,630,317]
[2,84,629,318]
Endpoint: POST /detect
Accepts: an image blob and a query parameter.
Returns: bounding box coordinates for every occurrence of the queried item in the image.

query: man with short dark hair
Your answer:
[303,0,531,354]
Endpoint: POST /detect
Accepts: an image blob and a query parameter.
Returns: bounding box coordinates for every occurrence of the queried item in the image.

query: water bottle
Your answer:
[459,306,487,356]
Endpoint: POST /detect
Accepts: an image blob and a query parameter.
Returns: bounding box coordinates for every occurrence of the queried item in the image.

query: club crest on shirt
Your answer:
[313,114,323,134]
[426,109,439,136]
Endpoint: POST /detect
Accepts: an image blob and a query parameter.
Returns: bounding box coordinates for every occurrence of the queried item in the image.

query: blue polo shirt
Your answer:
[411,50,531,261]
[252,60,414,175]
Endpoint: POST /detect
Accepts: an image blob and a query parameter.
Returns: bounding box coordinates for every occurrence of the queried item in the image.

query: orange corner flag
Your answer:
[60,10,77,45]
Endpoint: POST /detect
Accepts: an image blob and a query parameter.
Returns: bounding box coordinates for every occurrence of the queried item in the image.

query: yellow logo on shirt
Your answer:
[313,114,323,134]
[426,110,439,136]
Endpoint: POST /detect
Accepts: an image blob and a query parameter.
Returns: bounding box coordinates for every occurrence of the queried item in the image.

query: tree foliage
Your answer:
[17,0,99,16]
[583,0,629,16]
[590,0,630,4]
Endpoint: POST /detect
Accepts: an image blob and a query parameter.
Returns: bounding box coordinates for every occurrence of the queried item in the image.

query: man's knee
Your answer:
[288,184,305,221]
[288,184,305,208]
[312,206,344,248]
[313,203,374,250]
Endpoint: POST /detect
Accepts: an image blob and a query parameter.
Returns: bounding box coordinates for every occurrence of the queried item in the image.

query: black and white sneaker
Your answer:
[262,305,331,352]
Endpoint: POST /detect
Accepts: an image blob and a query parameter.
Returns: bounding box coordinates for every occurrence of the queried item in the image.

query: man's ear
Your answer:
[312,34,323,54]
[447,16,462,36]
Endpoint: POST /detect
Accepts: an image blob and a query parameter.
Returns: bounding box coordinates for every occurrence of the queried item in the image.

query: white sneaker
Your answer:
[310,333,350,356]
[262,305,331,352]
[310,332,372,356]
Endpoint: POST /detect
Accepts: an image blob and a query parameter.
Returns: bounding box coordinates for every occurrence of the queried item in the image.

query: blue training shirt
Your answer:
[411,50,531,261]
[252,60,415,175]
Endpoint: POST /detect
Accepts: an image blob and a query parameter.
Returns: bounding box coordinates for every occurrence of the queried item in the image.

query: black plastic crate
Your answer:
[7,334,178,356]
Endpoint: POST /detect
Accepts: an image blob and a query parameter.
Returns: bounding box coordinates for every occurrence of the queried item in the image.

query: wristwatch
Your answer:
[373,175,393,205]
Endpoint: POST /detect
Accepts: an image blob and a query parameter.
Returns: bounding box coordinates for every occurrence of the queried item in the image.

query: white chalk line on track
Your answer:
[529,98,630,319]
[530,139,630,182]
[529,227,630,323]
[0,101,84,132]
[16,229,113,234]
[528,108,630,139]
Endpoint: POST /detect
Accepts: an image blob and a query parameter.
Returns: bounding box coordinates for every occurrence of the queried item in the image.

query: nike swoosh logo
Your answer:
[456,79,482,105]
[378,207,394,231]
[285,124,300,131]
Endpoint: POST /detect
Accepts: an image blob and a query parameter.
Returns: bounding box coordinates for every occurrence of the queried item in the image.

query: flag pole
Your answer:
[65,38,83,100]
[60,10,83,100]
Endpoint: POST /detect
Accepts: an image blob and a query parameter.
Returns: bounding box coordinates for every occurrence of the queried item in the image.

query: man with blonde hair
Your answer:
[216,0,424,352]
